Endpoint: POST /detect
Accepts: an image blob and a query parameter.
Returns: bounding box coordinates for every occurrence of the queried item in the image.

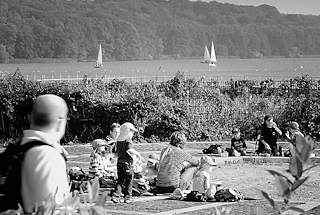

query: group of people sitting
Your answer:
[84,114,312,204]
[85,124,226,203]
[225,115,308,157]
[2,94,310,214]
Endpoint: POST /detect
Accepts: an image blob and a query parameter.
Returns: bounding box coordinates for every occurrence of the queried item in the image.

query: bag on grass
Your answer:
[184,191,207,202]
[0,140,53,212]
[214,188,243,202]
[203,144,222,154]
[69,167,92,192]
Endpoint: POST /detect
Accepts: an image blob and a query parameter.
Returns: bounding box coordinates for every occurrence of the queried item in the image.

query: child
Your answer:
[105,123,121,153]
[230,128,247,156]
[112,122,143,203]
[143,154,160,187]
[285,121,305,155]
[193,156,217,199]
[89,139,108,178]
[103,123,120,178]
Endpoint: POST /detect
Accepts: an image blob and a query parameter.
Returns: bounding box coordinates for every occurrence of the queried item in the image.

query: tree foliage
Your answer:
[0,0,320,61]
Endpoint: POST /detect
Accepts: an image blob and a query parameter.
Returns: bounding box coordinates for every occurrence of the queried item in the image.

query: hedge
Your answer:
[0,71,319,144]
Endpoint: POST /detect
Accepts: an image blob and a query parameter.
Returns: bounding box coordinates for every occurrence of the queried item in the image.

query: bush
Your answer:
[0,71,319,144]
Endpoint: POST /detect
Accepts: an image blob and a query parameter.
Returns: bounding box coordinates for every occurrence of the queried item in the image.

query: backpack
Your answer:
[0,140,51,212]
[184,191,207,202]
[214,188,243,202]
[203,144,222,154]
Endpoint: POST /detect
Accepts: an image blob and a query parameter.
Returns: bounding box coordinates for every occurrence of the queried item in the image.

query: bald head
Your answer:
[31,94,68,130]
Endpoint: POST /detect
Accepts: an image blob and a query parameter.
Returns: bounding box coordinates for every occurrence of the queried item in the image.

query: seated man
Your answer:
[256,115,282,156]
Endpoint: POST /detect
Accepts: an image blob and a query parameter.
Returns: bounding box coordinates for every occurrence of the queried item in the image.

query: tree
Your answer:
[0,44,10,63]
[0,23,18,57]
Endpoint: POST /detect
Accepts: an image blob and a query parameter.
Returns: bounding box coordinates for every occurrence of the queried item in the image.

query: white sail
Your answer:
[203,45,210,63]
[209,42,216,67]
[95,44,103,68]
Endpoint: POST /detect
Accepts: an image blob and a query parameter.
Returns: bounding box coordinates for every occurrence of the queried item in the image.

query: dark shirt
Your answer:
[231,137,246,152]
[115,140,133,164]
[260,124,278,146]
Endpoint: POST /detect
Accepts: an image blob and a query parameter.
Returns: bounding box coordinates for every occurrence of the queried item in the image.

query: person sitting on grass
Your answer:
[156,131,199,194]
[256,115,282,156]
[193,156,218,200]
[285,121,304,150]
[89,139,109,179]
[229,128,247,156]
[112,122,143,204]
[284,121,305,157]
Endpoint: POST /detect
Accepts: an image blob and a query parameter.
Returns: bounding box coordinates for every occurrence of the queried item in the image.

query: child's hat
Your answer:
[92,139,107,149]
[288,121,299,130]
[121,122,138,132]
[200,156,217,166]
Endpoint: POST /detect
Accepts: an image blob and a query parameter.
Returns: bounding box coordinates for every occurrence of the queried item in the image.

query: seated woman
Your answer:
[156,131,199,194]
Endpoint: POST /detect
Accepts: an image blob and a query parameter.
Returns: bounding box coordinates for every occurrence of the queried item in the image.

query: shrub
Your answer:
[0,179,108,215]
[260,135,318,214]
[0,71,319,143]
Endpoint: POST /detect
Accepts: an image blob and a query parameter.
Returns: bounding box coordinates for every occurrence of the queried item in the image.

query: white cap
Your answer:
[121,122,138,132]
[200,156,217,166]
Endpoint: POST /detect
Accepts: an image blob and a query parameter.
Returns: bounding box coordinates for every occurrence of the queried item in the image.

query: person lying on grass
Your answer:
[156,131,199,194]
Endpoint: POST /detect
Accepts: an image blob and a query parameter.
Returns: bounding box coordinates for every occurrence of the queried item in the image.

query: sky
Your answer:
[194,0,320,15]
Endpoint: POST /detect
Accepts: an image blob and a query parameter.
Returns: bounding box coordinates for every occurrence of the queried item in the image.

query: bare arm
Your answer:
[184,152,199,166]
[128,148,145,162]
[272,122,282,136]
[203,173,210,191]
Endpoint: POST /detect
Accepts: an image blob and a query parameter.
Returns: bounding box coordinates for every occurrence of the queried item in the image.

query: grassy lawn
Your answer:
[65,142,320,214]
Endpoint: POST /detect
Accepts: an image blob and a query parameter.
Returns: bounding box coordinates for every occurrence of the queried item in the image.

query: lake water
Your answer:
[0,58,319,82]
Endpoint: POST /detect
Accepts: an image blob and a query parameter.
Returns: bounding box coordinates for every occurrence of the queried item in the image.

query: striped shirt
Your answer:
[89,151,105,178]
[156,146,196,187]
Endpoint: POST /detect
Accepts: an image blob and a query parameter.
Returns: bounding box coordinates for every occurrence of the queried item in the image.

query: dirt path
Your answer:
[65,144,320,214]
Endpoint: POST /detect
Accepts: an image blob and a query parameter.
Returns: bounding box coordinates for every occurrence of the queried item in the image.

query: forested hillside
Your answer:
[0,0,320,62]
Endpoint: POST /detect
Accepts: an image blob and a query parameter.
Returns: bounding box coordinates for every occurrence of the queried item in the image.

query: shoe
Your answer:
[111,196,120,203]
[142,191,154,196]
[124,196,133,203]
[112,195,124,203]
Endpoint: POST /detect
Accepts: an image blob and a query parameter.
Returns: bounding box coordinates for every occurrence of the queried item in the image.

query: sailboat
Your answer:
[201,45,211,63]
[94,44,103,68]
[209,42,217,67]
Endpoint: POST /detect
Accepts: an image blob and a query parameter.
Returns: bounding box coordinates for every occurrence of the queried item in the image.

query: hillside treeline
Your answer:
[1,0,320,62]
[0,71,319,144]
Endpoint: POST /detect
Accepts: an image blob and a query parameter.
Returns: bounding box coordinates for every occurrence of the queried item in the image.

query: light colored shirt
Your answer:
[89,151,106,178]
[156,146,196,187]
[21,130,69,212]
[193,170,210,193]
